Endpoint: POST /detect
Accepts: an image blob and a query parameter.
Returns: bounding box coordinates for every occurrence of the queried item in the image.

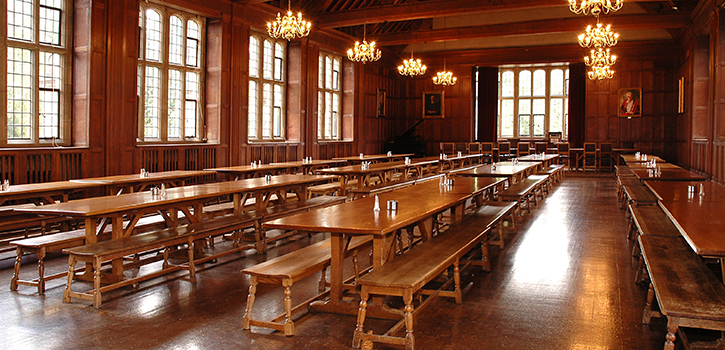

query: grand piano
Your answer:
[386,119,426,157]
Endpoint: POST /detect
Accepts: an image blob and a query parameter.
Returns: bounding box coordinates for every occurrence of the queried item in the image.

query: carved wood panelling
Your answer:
[713,141,725,183]
[59,152,83,180]
[691,140,709,175]
[0,155,15,184]
[163,149,179,171]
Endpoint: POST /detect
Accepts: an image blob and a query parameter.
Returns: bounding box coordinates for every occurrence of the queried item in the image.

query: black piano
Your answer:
[386,119,426,158]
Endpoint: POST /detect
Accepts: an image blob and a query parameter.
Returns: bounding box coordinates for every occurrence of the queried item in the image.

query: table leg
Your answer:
[329,233,347,302]
[111,216,124,278]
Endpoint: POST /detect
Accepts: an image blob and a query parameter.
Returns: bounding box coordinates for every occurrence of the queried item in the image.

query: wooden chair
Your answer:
[468,142,481,155]
[583,142,597,171]
[557,142,570,169]
[517,142,530,157]
[440,142,454,155]
[534,142,547,154]
[480,142,494,163]
[599,143,614,172]
[498,142,511,161]
[455,143,467,155]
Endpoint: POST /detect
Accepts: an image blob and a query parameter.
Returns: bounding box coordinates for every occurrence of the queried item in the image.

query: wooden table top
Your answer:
[622,154,666,164]
[631,168,707,182]
[644,181,725,202]
[205,164,292,175]
[332,153,414,162]
[658,200,725,257]
[625,162,681,170]
[514,154,560,162]
[70,170,215,185]
[0,180,106,197]
[449,162,538,177]
[16,174,334,217]
[316,161,408,175]
[439,176,507,194]
[264,181,472,236]
[269,159,347,167]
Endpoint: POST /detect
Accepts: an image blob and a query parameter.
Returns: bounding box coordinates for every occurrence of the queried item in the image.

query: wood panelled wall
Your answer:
[584,56,678,159]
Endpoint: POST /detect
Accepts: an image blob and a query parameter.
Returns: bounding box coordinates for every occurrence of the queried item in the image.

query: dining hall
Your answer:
[1,0,723,349]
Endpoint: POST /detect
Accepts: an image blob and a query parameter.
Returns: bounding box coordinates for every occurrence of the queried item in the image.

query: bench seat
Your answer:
[639,235,725,350]
[242,235,372,336]
[471,202,519,255]
[307,179,358,198]
[498,174,548,214]
[62,214,257,308]
[349,178,417,200]
[352,216,492,350]
[622,184,658,208]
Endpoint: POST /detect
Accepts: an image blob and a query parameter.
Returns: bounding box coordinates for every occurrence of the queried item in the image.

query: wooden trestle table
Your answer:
[449,161,539,185]
[0,180,108,206]
[513,153,560,168]
[70,170,215,195]
[17,174,334,279]
[264,178,500,317]
[631,168,708,182]
[332,153,414,164]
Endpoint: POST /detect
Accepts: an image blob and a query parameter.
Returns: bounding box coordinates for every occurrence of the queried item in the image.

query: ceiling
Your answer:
[239,0,698,55]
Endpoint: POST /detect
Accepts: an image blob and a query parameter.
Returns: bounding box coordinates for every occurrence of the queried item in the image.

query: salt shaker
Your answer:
[373,195,380,212]
[160,183,166,197]
[2,179,8,191]
[699,183,705,196]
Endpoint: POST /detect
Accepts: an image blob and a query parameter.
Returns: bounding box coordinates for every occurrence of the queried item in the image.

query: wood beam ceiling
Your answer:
[372,13,691,46]
[314,0,668,29]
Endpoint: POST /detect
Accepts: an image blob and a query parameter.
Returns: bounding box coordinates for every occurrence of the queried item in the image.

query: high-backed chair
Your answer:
[517,142,530,157]
[455,143,467,155]
[599,143,614,172]
[534,142,548,154]
[480,142,494,163]
[557,142,570,169]
[468,142,481,154]
[583,142,598,171]
[498,142,511,161]
[440,142,454,155]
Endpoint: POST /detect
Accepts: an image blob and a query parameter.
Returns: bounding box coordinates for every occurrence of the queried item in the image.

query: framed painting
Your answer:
[423,91,444,119]
[377,89,386,117]
[618,87,641,118]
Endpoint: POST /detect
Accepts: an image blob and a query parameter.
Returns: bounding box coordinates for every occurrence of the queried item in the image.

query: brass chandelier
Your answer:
[584,48,617,80]
[578,22,619,48]
[398,52,427,77]
[267,0,311,41]
[347,24,381,64]
[569,0,624,17]
[433,58,457,86]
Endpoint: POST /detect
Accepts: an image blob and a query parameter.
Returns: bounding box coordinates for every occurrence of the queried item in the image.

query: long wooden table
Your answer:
[263,179,489,317]
[316,161,410,196]
[644,180,724,202]
[206,164,293,180]
[0,180,108,206]
[332,153,414,164]
[514,154,559,168]
[269,159,347,175]
[71,170,215,194]
[18,174,334,279]
[449,161,539,185]
[631,168,708,182]
[621,154,666,164]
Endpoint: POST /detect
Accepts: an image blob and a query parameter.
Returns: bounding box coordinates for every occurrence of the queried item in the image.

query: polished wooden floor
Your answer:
[0,176,671,349]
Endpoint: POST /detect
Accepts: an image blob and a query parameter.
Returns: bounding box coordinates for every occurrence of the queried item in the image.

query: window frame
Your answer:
[248,31,286,142]
[137,2,206,144]
[2,0,73,146]
[317,51,342,141]
[497,64,569,140]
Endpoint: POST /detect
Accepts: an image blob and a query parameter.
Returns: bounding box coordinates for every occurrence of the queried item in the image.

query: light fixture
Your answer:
[267,0,311,41]
[398,52,427,77]
[347,24,381,64]
[584,48,617,80]
[433,58,457,86]
[569,0,624,17]
[587,64,615,80]
[578,21,619,48]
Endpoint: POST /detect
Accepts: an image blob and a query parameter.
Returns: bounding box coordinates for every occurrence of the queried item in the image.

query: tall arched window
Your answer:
[248,33,286,141]
[138,4,205,142]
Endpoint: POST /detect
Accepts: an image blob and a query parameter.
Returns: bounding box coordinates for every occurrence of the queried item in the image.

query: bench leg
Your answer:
[352,289,369,349]
[93,257,102,309]
[453,260,462,304]
[241,276,257,330]
[10,247,22,292]
[282,279,294,336]
[481,235,491,272]
[643,283,655,324]
[37,248,46,295]
[352,250,361,282]
[319,266,328,293]
[254,222,267,254]
[187,240,196,281]
[634,256,645,285]
[664,318,679,350]
[403,291,415,350]
[62,255,76,303]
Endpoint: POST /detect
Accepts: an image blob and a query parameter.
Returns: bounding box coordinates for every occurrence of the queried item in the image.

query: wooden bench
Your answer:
[307,179,358,198]
[639,235,725,350]
[349,178,417,200]
[352,216,493,350]
[471,202,519,255]
[616,175,640,207]
[9,213,170,295]
[62,214,258,308]
[498,174,548,214]
[537,164,565,185]
[241,235,373,336]
[622,184,658,209]
[628,205,683,283]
